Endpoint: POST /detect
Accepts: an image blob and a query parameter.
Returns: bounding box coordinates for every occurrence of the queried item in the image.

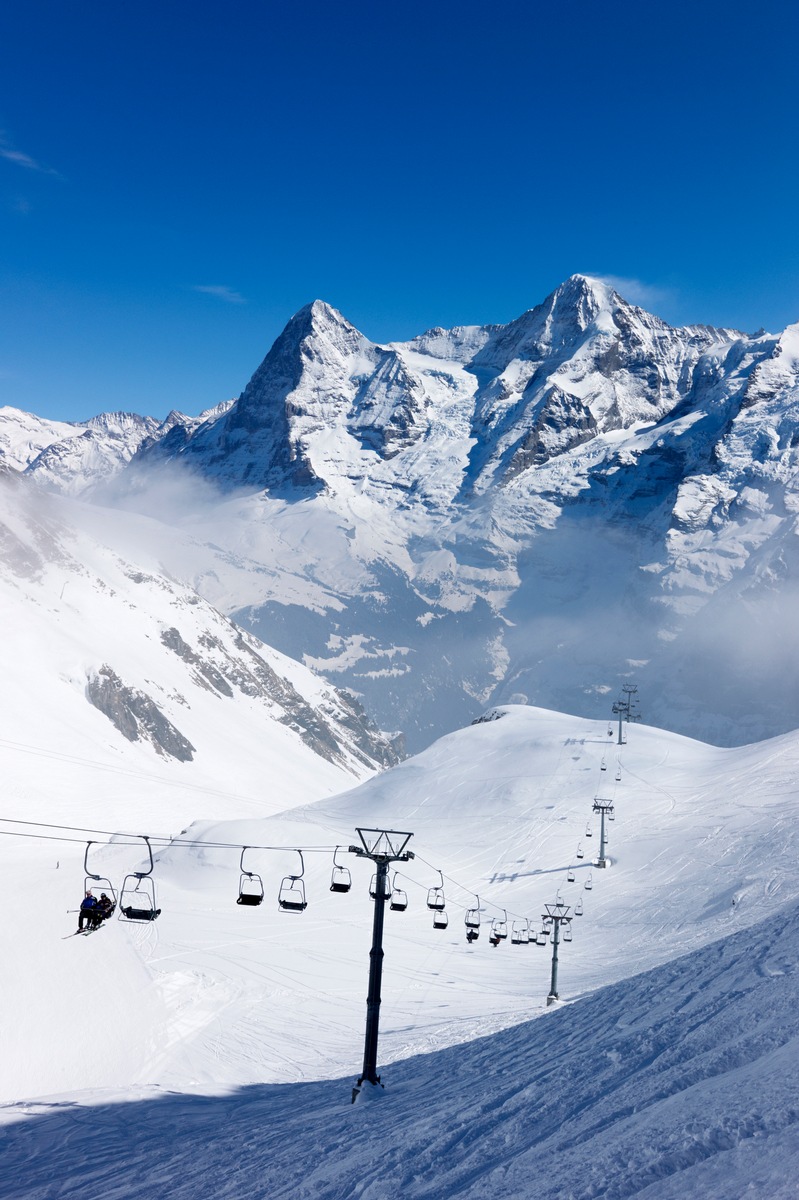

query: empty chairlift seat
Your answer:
[278,850,308,913]
[237,847,264,906]
[427,869,446,912]
[119,835,161,923]
[390,873,408,911]
[330,846,352,894]
[464,895,480,941]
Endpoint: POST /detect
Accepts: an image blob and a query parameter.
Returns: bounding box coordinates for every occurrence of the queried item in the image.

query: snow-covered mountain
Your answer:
[4,276,799,750]
[0,468,397,833]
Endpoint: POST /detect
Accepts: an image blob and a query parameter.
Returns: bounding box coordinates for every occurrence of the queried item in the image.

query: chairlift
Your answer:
[576,842,584,860]
[536,928,549,945]
[390,872,408,912]
[567,865,575,883]
[369,872,393,901]
[83,841,117,914]
[607,725,613,737]
[427,869,446,911]
[511,920,529,945]
[585,822,593,838]
[330,845,352,894]
[466,927,479,944]
[584,872,593,892]
[119,836,161,922]
[575,897,584,916]
[278,850,307,913]
[600,757,607,771]
[609,809,615,821]
[491,909,508,940]
[489,932,501,946]
[464,895,481,932]
[563,924,573,943]
[236,846,264,906]
[615,768,622,782]
[432,909,449,931]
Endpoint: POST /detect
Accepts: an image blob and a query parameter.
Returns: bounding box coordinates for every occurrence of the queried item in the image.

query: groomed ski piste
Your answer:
[2,705,799,1198]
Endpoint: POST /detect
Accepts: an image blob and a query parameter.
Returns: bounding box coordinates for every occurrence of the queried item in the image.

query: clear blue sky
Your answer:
[2,0,797,422]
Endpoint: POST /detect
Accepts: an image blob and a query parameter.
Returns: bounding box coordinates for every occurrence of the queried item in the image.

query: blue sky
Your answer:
[1,0,797,422]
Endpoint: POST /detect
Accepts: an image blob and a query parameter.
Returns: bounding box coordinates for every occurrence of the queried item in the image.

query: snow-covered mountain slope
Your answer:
[3,704,798,1102]
[0,468,396,836]
[0,403,236,497]
[0,405,87,470]
[3,897,798,1199]
[4,277,799,750]
[2,704,799,1197]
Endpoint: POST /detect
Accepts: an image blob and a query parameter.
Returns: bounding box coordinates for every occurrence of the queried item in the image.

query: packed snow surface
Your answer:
[2,706,799,1197]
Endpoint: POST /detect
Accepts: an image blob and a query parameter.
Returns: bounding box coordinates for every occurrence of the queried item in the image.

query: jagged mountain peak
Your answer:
[280,299,366,353]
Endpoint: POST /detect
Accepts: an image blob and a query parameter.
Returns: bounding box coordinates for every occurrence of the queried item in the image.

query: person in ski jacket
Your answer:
[96,893,114,922]
[78,892,98,930]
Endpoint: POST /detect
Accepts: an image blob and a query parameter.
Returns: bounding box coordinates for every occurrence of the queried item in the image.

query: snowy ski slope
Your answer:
[2,703,799,1196]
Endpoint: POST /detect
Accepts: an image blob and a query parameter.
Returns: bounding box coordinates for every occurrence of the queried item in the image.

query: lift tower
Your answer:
[592,797,614,868]
[349,828,414,1100]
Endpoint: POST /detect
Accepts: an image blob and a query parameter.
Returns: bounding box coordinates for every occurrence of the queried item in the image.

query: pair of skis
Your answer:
[63,923,105,939]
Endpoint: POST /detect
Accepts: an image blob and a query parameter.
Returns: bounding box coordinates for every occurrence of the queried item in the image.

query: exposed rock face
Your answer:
[86,665,196,761]
[159,624,397,770]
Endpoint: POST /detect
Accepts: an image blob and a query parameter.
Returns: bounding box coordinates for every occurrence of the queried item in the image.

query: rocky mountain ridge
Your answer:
[3,276,798,750]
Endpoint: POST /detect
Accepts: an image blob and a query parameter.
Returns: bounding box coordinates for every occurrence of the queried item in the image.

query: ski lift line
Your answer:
[411,851,534,925]
[364,853,529,927]
[0,827,339,854]
[0,818,339,854]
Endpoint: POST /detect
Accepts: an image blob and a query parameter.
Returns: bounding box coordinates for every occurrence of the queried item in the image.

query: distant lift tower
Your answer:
[592,797,614,868]
[349,827,414,1102]
[611,683,640,745]
[542,898,573,1006]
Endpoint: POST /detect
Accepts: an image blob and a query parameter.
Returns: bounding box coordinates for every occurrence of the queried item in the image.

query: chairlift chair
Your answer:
[464,895,481,932]
[615,769,621,782]
[427,869,446,911]
[432,909,449,930]
[576,842,584,859]
[584,872,593,891]
[237,846,264,906]
[585,822,593,838]
[536,928,549,945]
[389,872,408,912]
[278,850,308,913]
[119,836,161,922]
[330,846,352,894]
[369,872,393,901]
[511,921,529,945]
[607,725,613,737]
[563,924,573,943]
[601,757,607,771]
[83,841,117,915]
[575,898,584,916]
[491,910,508,940]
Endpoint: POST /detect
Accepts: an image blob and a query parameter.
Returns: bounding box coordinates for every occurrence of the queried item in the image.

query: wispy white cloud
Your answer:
[591,274,675,310]
[0,133,61,177]
[193,285,247,305]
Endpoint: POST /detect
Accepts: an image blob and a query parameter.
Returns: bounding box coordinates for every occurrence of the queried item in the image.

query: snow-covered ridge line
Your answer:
[3,275,799,751]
